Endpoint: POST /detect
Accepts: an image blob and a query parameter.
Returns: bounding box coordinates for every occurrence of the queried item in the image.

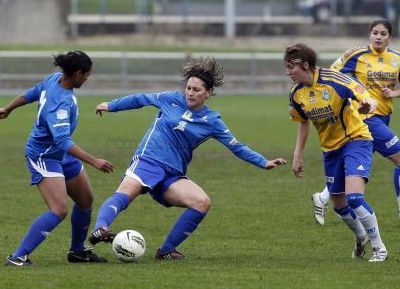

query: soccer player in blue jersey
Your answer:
[312,19,400,224]
[285,43,387,262]
[88,57,287,260]
[0,51,114,266]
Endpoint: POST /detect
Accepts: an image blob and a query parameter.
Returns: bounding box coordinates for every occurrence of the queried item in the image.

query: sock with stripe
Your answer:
[346,193,385,249]
[94,192,130,229]
[334,205,366,239]
[12,211,62,258]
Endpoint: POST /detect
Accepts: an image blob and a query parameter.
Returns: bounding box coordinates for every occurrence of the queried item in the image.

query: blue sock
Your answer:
[346,193,373,214]
[94,192,130,229]
[334,205,356,219]
[12,211,61,258]
[159,208,206,254]
[70,204,91,253]
[394,166,400,198]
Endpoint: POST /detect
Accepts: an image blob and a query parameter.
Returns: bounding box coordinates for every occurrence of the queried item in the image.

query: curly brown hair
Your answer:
[182,57,224,94]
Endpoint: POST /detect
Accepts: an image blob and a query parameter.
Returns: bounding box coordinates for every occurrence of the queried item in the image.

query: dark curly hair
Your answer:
[53,51,92,77]
[182,57,224,94]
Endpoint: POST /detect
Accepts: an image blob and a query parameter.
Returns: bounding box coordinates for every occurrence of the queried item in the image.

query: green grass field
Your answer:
[1,95,399,289]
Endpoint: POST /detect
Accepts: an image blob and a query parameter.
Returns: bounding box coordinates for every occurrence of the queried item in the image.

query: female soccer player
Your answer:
[88,57,287,260]
[312,19,400,225]
[285,43,387,262]
[0,51,114,266]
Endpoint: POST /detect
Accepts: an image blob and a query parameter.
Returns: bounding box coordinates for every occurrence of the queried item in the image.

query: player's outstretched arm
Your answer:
[264,158,287,170]
[0,94,28,119]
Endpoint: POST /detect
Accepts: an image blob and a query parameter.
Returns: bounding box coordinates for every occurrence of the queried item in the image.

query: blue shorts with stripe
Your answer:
[364,114,400,158]
[323,140,373,194]
[26,154,83,185]
[125,155,186,207]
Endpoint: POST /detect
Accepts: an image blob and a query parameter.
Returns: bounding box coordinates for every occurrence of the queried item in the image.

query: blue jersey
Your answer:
[108,91,268,174]
[24,72,77,160]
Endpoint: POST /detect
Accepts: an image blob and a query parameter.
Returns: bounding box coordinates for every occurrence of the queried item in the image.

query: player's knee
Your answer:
[193,195,211,212]
[52,205,68,219]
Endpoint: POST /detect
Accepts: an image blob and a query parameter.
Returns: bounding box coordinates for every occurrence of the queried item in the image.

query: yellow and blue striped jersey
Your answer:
[289,68,372,152]
[330,44,400,117]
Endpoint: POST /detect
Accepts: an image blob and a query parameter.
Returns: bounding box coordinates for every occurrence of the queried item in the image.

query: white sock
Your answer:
[397,197,400,211]
[319,186,330,205]
[336,212,366,239]
[353,206,385,249]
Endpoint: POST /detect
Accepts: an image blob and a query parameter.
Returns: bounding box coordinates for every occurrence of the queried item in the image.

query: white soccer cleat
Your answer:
[368,247,388,263]
[352,235,369,259]
[312,193,328,225]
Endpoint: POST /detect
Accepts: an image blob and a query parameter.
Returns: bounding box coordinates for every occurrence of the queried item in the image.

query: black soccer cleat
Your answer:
[155,248,186,260]
[4,255,32,267]
[88,227,116,245]
[67,247,108,263]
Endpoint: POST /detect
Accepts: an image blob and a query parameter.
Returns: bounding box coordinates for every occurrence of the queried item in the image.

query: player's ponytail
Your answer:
[53,51,92,76]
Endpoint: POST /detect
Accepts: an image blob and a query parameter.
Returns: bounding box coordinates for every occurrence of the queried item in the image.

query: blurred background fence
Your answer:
[0,0,398,95]
[68,0,397,37]
[0,51,340,96]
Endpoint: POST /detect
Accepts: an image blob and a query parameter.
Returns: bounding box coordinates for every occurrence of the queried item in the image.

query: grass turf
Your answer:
[0,95,399,289]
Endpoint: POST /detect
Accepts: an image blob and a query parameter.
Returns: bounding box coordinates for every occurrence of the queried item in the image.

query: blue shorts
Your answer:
[323,140,373,194]
[125,155,186,207]
[364,115,400,157]
[26,154,83,185]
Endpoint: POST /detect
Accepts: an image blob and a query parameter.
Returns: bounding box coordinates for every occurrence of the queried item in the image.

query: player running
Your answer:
[285,43,387,262]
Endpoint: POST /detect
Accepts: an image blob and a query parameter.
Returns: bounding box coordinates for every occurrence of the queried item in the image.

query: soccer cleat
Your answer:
[67,247,108,263]
[312,192,328,225]
[4,255,32,267]
[155,248,185,260]
[88,227,116,245]
[368,247,388,263]
[352,235,369,259]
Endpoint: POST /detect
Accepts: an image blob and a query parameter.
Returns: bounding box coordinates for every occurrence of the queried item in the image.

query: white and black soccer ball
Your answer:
[112,229,146,262]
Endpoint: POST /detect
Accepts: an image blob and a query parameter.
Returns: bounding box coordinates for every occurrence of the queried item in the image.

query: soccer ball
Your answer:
[112,229,146,262]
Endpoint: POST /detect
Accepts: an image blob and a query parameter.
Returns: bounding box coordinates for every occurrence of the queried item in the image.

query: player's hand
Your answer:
[381,87,398,99]
[93,159,114,173]
[0,107,10,119]
[292,158,304,178]
[95,102,109,117]
[358,97,377,114]
[265,158,287,170]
